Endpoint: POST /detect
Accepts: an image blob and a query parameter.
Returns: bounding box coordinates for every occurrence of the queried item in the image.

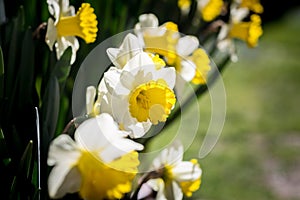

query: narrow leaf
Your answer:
[52,47,72,94]
[41,76,60,141]
[17,28,35,107]
[0,46,4,99]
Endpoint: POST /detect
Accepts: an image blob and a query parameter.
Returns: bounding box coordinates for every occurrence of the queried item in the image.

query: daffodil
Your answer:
[197,0,224,22]
[47,113,143,199]
[45,0,98,64]
[140,143,202,199]
[101,52,176,138]
[106,33,143,69]
[217,9,263,61]
[135,13,180,65]
[175,36,211,86]
[134,14,211,90]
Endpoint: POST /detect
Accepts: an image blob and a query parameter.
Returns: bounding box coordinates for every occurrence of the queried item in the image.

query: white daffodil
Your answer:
[141,144,202,200]
[101,52,176,138]
[134,13,180,65]
[174,36,211,96]
[134,14,211,95]
[46,0,98,64]
[217,8,263,62]
[47,113,143,199]
[106,33,143,69]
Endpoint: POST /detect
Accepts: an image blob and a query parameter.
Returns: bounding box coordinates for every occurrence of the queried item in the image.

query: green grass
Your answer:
[146,7,300,200]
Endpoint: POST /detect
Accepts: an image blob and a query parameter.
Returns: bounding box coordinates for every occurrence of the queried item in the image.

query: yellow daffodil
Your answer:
[47,113,143,199]
[45,0,98,64]
[197,0,224,22]
[141,144,202,199]
[101,52,176,138]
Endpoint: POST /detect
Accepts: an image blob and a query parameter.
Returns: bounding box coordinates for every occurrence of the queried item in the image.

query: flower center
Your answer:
[77,150,139,199]
[129,80,176,125]
[56,3,98,43]
[229,14,263,48]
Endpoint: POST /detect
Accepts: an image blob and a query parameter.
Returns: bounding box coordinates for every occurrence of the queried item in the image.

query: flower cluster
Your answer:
[44,0,263,199]
[48,26,206,198]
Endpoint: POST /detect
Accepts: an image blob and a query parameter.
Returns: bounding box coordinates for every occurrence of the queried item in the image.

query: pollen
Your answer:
[129,80,176,124]
[56,3,98,43]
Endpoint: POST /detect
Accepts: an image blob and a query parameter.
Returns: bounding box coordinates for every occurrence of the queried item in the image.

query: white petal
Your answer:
[63,36,79,64]
[135,13,159,29]
[128,121,152,138]
[123,52,154,72]
[103,67,128,95]
[176,36,199,56]
[119,70,135,91]
[152,67,176,89]
[47,0,60,23]
[74,114,122,151]
[165,181,183,200]
[61,0,75,16]
[48,166,81,198]
[98,78,108,94]
[45,18,57,51]
[172,161,202,182]
[137,182,155,199]
[231,7,249,23]
[47,134,80,166]
[107,33,143,69]
[180,60,196,81]
[86,86,96,115]
[147,179,167,200]
[100,138,144,163]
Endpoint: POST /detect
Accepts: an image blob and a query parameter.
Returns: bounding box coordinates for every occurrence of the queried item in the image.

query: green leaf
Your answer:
[41,76,60,141]
[0,46,4,99]
[52,47,72,94]
[6,6,24,99]
[10,140,34,199]
[17,28,35,107]
[0,128,9,160]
